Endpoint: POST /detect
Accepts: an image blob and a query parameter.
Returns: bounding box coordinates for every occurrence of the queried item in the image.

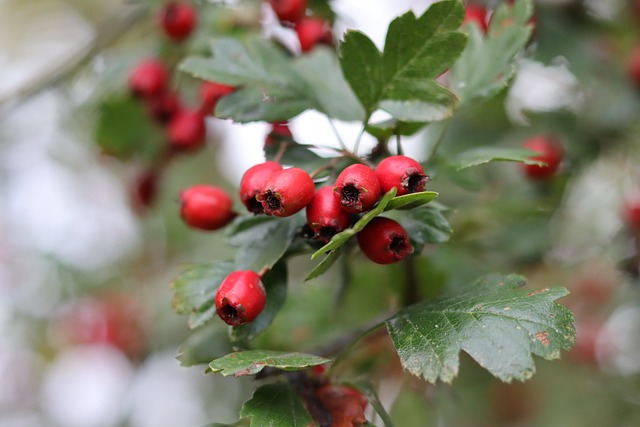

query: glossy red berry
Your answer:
[375,155,429,196]
[180,185,236,231]
[268,0,307,23]
[521,135,564,181]
[463,4,488,33]
[315,384,368,427]
[239,161,283,214]
[627,46,640,90]
[167,110,206,150]
[199,81,236,115]
[357,217,413,264]
[128,59,168,98]
[215,270,266,326]
[257,167,315,217]
[265,121,293,146]
[295,17,333,52]
[159,1,197,42]
[306,186,352,243]
[334,164,381,213]
[148,91,181,124]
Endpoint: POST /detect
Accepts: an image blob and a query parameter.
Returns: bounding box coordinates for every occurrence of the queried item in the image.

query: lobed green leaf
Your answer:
[240,383,314,427]
[209,350,330,377]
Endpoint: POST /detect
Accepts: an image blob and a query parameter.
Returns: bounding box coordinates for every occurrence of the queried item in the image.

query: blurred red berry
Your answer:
[463,4,488,33]
[295,17,333,52]
[200,81,236,115]
[257,167,315,217]
[167,110,206,150]
[265,121,293,146]
[623,197,640,230]
[521,135,564,181]
[627,46,640,90]
[159,1,197,42]
[215,270,266,326]
[334,164,381,213]
[148,91,181,124]
[268,0,307,23]
[239,161,283,214]
[128,59,168,99]
[357,217,413,264]
[180,185,236,231]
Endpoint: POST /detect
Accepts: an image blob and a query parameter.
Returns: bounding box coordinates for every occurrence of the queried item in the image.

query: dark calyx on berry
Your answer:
[403,170,429,193]
[341,184,361,207]
[263,191,282,213]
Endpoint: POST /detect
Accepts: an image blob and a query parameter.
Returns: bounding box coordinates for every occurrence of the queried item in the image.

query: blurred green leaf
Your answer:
[451,0,533,103]
[209,350,330,376]
[339,0,466,122]
[350,381,395,427]
[240,383,314,427]
[365,119,426,139]
[386,274,576,384]
[385,205,452,252]
[94,95,163,160]
[231,261,288,342]
[177,324,232,367]
[171,261,235,329]
[264,143,326,173]
[449,146,545,170]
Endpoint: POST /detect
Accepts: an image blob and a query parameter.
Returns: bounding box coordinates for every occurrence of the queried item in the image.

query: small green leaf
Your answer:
[451,0,533,103]
[171,261,235,329]
[311,188,397,260]
[226,215,302,272]
[449,146,545,170]
[209,350,330,377]
[240,383,314,427]
[385,191,439,211]
[386,274,576,384]
[231,262,288,342]
[305,246,345,282]
[339,30,384,113]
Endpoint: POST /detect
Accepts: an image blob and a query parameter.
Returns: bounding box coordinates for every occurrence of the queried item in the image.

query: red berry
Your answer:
[521,135,564,181]
[128,59,168,98]
[295,17,333,52]
[239,161,283,214]
[375,155,429,196]
[132,168,159,210]
[315,384,368,426]
[199,81,236,115]
[215,270,266,326]
[265,121,293,146]
[159,1,197,42]
[306,186,352,243]
[334,164,381,213]
[357,217,413,264]
[148,91,181,124]
[180,185,236,231]
[256,167,315,217]
[627,46,640,90]
[623,197,640,230]
[268,0,307,23]
[167,110,206,150]
[463,4,488,33]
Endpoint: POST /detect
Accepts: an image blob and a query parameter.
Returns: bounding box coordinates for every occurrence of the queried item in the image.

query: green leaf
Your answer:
[385,191,439,211]
[385,205,452,251]
[171,261,235,329]
[240,383,314,427]
[365,119,425,139]
[180,38,364,122]
[339,0,466,122]
[450,0,533,102]
[305,246,345,282]
[385,274,576,384]
[231,261,288,342]
[311,188,397,260]
[209,350,330,377]
[94,95,163,160]
[177,324,232,367]
[226,215,302,272]
[449,146,545,170]
[350,381,395,427]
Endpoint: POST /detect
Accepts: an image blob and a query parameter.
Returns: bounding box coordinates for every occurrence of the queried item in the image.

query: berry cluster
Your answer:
[266,0,333,52]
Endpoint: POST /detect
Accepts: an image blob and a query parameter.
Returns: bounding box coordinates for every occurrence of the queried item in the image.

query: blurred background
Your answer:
[2,0,640,426]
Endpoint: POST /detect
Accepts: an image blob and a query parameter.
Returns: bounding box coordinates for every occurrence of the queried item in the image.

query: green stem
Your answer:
[326,117,348,151]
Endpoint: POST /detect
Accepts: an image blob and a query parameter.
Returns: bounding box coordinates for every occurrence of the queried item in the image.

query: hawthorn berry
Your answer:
[357,217,413,264]
[148,91,180,124]
[215,270,266,326]
[315,384,368,427]
[623,197,640,230]
[463,3,488,33]
[334,164,381,213]
[295,17,333,52]
[159,1,197,42]
[256,167,315,217]
[199,81,236,115]
[375,155,429,196]
[265,121,293,146]
[268,0,307,23]
[167,110,206,150]
[239,161,283,214]
[521,135,564,181]
[627,46,640,90]
[180,185,236,231]
[128,59,168,98]
[132,168,159,210]
[306,186,352,243]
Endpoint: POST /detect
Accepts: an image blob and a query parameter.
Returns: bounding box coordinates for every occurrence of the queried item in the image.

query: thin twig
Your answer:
[326,117,348,150]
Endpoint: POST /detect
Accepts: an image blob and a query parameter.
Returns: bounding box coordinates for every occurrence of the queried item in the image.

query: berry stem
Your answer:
[273,141,289,163]
[309,157,340,179]
[395,132,404,156]
[352,123,367,156]
[258,266,270,278]
[326,117,348,151]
